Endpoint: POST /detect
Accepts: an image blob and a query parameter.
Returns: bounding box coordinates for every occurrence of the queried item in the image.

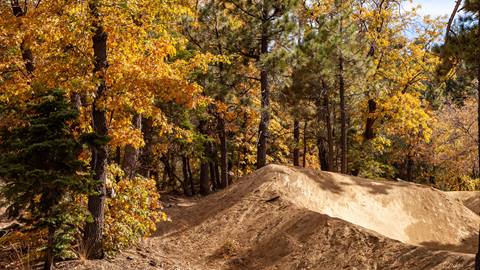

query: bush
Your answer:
[103,165,167,254]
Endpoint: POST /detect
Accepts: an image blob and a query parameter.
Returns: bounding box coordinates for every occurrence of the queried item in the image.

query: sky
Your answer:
[405,0,457,18]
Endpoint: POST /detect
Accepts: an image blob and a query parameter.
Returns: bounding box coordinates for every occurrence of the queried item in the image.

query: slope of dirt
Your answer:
[60,165,479,269]
[446,191,480,215]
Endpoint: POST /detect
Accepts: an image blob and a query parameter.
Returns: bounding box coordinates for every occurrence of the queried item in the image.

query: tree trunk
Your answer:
[293,118,300,166]
[83,0,108,259]
[321,81,334,171]
[10,1,35,75]
[256,16,270,169]
[182,156,192,196]
[317,137,329,171]
[302,120,308,167]
[215,160,221,188]
[199,161,210,196]
[209,161,217,191]
[218,117,229,188]
[364,99,377,141]
[139,117,154,177]
[160,154,176,188]
[187,157,195,195]
[122,114,141,178]
[209,142,221,189]
[44,226,54,270]
[338,54,347,174]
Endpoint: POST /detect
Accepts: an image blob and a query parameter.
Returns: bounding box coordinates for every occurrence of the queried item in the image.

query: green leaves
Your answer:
[0,87,94,261]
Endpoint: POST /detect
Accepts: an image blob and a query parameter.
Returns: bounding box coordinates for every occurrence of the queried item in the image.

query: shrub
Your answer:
[103,165,167,254]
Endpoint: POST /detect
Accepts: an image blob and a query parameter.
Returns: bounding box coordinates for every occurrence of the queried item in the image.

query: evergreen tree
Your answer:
[221,0,299,168]
[0,89,92,270]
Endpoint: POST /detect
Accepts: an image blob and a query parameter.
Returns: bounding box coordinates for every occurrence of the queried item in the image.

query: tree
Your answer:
[221,0,298,168]
[0,89,92,270]
[82,0,109,259]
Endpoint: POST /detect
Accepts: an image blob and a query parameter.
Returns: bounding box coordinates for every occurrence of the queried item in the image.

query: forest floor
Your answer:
[12,165,480,269]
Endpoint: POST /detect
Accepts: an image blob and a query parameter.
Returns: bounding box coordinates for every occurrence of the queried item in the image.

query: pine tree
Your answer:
[0,89,92,270]
[220,0,298,168]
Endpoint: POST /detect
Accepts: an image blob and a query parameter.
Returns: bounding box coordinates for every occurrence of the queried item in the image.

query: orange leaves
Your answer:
[109,116,145,148]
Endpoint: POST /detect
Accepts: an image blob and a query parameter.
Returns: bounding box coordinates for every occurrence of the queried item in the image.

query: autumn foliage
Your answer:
[0,0,479,269]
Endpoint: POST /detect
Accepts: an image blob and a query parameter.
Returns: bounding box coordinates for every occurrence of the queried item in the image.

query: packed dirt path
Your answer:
[62,165,479,269]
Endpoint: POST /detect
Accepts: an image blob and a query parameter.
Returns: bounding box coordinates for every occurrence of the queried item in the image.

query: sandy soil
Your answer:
[58,165,479,270]
[446,191,480,215]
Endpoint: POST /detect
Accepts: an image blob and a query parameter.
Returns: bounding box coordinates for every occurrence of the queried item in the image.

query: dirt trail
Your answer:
[61,165,479,269]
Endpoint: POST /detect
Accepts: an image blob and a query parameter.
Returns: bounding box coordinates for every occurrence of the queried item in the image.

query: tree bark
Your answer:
[324,91,334,171]
[139,117,154,178]
[122,114,141,178]
[84,0,108,259]
[256,15,270,169]
[209,161,217,191]
[182,156,192,196]
[199,120,210,195]
[302,120,308,167]
[10,1,34,75]
[199,161,210,196]
[218,117,229,188]
[44,226,54,270]
[317,137,329,171]
[338,54,347,174]
[293,118,300,166]
[187,157,195,195]
[364,99,377,141]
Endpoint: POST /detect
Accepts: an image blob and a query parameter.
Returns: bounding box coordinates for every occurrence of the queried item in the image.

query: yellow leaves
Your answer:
[109,116,145,148]
[382,92,433,143]
[104,167,165,252]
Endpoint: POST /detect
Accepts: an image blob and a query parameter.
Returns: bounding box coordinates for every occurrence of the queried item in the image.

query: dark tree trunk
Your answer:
[406,155,414,181]
[256,15,270,169]
[160,154,176,188]
[187,157,195,195]
[321,81,334,172]
[199,161,210,196]
[364,99,377,141]
[218,117,228,188]
[20,40,34,74]
[114,146,121,165]
[209,161,217,191]
[84,0,108,259]
[122,114,142,178]
[302,120,308,167]
[338,54,347,174]
[215,160,220,188]
[71,92,83,111]
[240,112,249,172]
[10,1,34,75]
[293,118,300,166]
[44,226,54,270]
[10,0,26,17]
[139,117,154,177]
[317,137,329,171]
[182,156,192,196]
[199,119,210,195]
[209,142,221,189]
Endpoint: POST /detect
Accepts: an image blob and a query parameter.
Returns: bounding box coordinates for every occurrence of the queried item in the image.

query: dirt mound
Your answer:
[446,191,480,215]
[62,165,479,269]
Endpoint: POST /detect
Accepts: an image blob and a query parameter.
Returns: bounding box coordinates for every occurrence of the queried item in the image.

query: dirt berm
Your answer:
[63,164,480,270]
